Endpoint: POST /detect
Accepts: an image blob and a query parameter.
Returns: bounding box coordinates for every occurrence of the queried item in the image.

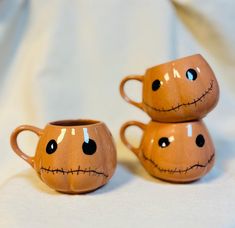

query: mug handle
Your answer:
[10,125,43,167]
[120,120,146,156]
[119,75,144,110]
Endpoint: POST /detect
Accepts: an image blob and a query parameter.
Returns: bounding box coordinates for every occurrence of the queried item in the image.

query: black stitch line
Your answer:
[142,153,215,174]
[40,166,108,178]
[144,80,214,112]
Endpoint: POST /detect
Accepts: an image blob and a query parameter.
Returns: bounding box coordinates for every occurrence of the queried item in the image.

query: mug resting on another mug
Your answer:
[10,119,117,194]
[120,54,219,123]
[120,119,215,182]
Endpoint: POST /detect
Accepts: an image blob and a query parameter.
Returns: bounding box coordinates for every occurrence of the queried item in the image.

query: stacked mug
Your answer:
[120,54,219,182]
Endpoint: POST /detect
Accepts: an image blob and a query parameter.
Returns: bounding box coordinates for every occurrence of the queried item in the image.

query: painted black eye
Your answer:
[158,137,170,148]
[82,139,97,155]
[196,134,205,147]
[46,139,57,154]
[152,80,161,91]
[186,68,197,81]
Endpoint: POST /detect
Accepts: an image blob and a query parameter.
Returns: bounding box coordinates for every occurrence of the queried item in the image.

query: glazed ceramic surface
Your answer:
[120,120,215,182]
[120,54,219,122]
[11,119,117,194]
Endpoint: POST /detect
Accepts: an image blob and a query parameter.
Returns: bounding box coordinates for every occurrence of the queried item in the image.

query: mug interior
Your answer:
[49,119,100,126]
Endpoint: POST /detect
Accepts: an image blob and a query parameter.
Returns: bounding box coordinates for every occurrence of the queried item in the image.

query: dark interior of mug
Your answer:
[50,119,100,126]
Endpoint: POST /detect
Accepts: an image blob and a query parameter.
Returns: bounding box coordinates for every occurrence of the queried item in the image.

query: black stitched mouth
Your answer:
[142,153,215,174]
[144,80,214,112]
[40,166,108,178]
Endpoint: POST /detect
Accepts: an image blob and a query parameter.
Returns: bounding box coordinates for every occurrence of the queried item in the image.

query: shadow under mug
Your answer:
[120,119,215,182]
[120,54,219,122]
[10,119,117,194]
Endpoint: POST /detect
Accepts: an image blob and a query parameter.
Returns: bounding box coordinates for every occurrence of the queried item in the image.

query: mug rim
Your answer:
[49,119,102,127]
[146,53,202,72]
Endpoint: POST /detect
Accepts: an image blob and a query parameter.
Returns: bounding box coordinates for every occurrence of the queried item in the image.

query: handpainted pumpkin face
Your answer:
[11,120,117,194]
[120,54,219,122]
[120,120,215,182]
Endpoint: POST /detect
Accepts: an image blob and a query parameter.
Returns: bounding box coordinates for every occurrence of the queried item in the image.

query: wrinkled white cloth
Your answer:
[0,0,235,227]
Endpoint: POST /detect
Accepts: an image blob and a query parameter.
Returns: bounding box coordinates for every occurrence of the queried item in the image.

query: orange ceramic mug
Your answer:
[10,119,117,194]
[120,54,219,122]
[120,120,215,182]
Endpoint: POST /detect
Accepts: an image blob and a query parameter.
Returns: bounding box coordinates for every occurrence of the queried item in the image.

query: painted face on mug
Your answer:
[120,54,220,122]
[140,121,215,182]
[33,122,116,193]
[120,120,215,182]
[143,54,219,122]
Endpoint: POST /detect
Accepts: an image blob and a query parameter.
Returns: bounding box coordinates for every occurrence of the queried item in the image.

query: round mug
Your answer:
[10,119,117,194]
[120,54,219,122]
[120,120,215,182]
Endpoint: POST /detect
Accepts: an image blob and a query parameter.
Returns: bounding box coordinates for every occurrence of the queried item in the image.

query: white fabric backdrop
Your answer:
[0,0,235,227]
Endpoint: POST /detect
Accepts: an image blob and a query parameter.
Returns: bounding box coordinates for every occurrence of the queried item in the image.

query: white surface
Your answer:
[0,0,235,227]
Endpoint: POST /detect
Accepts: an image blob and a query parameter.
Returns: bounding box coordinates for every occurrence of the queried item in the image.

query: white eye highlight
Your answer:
[83,128,90,143]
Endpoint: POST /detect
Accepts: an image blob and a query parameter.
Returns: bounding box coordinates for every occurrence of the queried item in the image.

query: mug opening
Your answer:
[49,119,100,127]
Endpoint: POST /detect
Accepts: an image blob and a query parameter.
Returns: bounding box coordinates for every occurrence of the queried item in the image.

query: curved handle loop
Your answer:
[10,125,43,167]
[120,120,146,156]
[119,75,144,110]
